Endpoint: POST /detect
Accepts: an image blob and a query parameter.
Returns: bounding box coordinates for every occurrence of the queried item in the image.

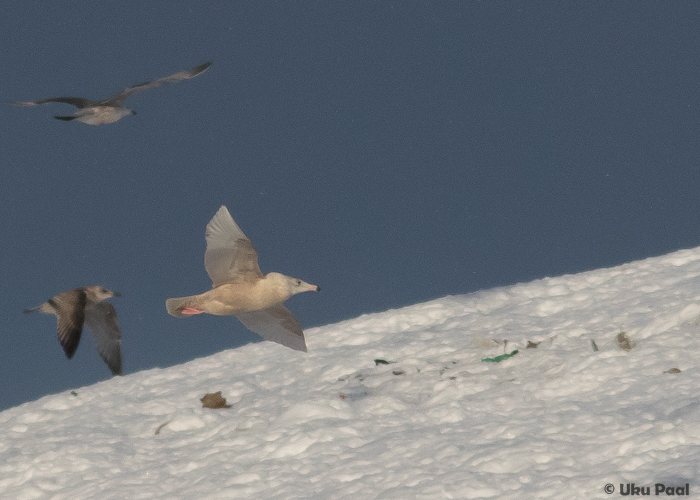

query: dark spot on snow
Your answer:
[154,420,171,435]
[615,332,635,351]
[200,391,231,409]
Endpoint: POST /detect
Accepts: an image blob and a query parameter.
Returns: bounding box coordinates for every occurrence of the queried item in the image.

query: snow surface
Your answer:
[3,248,700,499]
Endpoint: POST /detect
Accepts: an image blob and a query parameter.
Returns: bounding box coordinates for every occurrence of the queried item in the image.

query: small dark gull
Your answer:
[11,61,212,125]
[24,286,123,375]
[166,206,320,352]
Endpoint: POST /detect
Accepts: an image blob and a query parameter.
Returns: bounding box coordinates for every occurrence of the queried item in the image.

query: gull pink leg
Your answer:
[181,307,204,316]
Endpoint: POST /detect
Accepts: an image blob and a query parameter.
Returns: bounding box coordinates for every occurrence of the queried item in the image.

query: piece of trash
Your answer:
[482,350,519,362]
[591,339,599,352]
[338,387,371,402]
[154,420,171,435]
[526,341,540,349]
[374,359,391,366]
[615,332,635,351]
[664,368,682,374]
[200,391,231,409]
[493,339,509,349]
[70,391,78,396]
[392,369,405,376]
[496,377,516,385]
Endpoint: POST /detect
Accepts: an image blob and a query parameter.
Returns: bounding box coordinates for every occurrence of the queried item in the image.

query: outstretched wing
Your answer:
[105,61,212,105]
[204,205,263,287]
[235,305,307,352]
[51,289,88,358]
[11,97,94,109]
[84,301,123,375]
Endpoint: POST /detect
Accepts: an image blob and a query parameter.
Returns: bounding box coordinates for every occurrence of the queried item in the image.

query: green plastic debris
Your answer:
[482,350,519,363]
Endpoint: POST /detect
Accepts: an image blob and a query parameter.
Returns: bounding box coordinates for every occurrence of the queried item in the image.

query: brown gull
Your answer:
[24,286,123,375]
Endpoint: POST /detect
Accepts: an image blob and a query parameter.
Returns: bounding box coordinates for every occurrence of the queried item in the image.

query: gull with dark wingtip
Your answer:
[166,206,320,352]
[24,286,123,375]
[11,61,212,125]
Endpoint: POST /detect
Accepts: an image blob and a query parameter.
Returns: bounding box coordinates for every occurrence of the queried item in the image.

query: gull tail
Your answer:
[23,302,52,314]
[165,296,199,317]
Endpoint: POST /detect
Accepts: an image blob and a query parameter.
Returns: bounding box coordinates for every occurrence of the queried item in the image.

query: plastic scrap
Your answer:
[482,350,519,363]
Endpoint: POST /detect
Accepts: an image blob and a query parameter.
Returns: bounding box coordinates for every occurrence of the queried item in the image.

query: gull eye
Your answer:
[296,280,301,285]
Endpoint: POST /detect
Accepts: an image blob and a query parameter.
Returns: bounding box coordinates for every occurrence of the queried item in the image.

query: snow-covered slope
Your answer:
[3,248,700,499]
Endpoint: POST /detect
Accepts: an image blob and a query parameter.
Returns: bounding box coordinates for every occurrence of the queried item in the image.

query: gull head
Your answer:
[84,286,120,303]
[266,272,320,298]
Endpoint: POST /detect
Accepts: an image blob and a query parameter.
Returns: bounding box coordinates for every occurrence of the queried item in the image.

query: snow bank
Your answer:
[3,248,700,499]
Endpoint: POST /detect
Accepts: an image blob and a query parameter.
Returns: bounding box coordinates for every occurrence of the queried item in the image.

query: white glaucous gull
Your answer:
[166,206,320,352]
[24,286,123,375]
[11,61,211,125]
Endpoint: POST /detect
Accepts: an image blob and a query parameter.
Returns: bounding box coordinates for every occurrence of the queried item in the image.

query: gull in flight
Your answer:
[166,206,320,352]
[24,286,123,375]
[11,61,212,125]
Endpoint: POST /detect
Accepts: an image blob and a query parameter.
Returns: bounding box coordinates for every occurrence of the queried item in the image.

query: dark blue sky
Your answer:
[3,2,700,410]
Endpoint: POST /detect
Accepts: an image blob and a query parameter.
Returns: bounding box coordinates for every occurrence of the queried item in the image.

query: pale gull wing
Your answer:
[84,301,123,375]
[204,205,263,287]
[51,289,88,359]
[12,97,94,108]
[235,305,307,352]
[104,61,212,106]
